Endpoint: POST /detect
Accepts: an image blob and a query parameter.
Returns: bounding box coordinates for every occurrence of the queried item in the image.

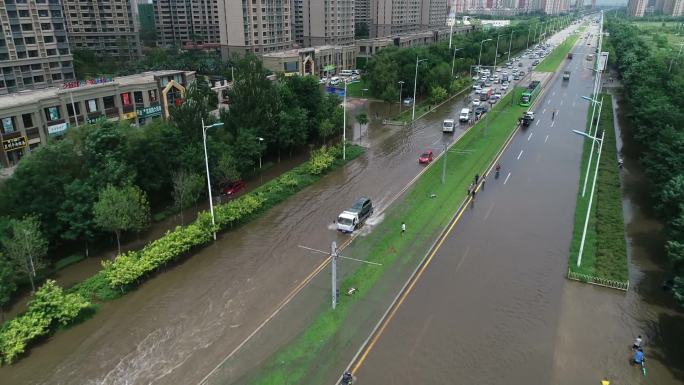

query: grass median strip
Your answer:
[535,33,579,73]
[239,91,527,385]
[567,94,629,285]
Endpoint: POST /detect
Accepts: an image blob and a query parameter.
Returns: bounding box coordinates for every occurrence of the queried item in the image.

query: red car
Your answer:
[220,180,245,196]
[418,150,434,164]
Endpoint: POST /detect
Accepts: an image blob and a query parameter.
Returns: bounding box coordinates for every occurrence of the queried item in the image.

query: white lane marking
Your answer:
[528,132,533,141]
[517,150,524,160]
[572,101,576,107]
[431,138,442,146]
[542,108,547,114]
[504,172,512,185]
[547,99,551,105]
[536,120,540,126]
[545,134,549,143]
[551,121,555,128]
[483,203,495,221]
[552,91,556,96]
[563,92,567,97]
[560,100,564,106]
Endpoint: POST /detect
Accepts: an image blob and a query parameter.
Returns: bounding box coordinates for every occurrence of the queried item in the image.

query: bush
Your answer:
[429,85,448,105]
[0,280,91,364]
[307,146,336,175]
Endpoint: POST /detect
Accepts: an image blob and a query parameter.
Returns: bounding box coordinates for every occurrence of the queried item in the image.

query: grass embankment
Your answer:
[244,90,527,385]
[567,94,628,285]
[535,33,579,72]
[344,80,373,98]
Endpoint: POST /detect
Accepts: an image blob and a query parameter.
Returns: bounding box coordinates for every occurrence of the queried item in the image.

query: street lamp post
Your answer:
[256,136,264,169]
[527,25,533,49]
[507,31,514,63]
[412,57,427,121]
[201,118,225,241]
[494,34,502,68]
[451,47,462,78]
[478,38,493,69]
[343,80,347,160]
[398,80,405,114]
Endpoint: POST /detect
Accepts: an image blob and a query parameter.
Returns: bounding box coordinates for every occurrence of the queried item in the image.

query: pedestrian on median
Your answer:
[401,222,406,236]
[552,109,557,121]
[471,187,477,199]
[481,175,486,189]
[467,184,472,196]
[474,173,480,185]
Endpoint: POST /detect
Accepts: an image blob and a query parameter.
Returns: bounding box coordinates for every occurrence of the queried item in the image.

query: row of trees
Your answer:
[0,54,344,314]
[606,19,684,305]
[363,19,560,104]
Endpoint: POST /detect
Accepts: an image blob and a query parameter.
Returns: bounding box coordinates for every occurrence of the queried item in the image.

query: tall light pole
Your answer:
[478,38,493,69]
[201,119,224,241]
[256,136,264,169]
[494,34,503,68]
[527,25,533,49]
[573,129,604,268]
[412,57,428,121]
[451,47,462,78]
[507,31,514,63]
[343,80,347,160]
[398,80,405,114]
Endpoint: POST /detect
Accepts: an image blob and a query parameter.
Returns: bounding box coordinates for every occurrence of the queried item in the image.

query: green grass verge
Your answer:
[535,33,579,72]
[395,101,432,122]
[344,79,373,98]
[567,94,628,282]
[244,89,527,385]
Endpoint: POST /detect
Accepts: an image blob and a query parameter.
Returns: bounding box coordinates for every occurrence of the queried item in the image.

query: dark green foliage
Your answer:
[606,19,684,305]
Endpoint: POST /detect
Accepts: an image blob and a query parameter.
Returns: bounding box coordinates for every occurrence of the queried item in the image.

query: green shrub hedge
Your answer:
[0,280,91,364]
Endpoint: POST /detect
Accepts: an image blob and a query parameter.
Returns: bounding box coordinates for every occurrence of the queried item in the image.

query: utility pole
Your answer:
[442,143,447,184]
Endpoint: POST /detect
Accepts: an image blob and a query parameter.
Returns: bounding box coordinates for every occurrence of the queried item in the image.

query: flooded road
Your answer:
[0,78,477,384]
[349,22,684,385]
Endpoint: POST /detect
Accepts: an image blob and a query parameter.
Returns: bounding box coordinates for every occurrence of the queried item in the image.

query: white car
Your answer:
[524,111,535,120]
[501,82,509,91]
[472,99,481,107]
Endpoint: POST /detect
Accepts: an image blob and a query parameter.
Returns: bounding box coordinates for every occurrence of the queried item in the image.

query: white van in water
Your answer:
[459,108,471,122]
[442,119,455,133]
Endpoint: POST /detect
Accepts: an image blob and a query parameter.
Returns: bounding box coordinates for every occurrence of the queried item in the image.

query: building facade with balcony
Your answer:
[0,70,194,168]
[261,45,356,76]
[356,25,475,61]
[0,0,75,95]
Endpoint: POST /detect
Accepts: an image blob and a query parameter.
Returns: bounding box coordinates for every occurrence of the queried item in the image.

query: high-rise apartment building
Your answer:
[628,0,647,15]
[154,0,221,49]
[61,0,140,58]
[663,0,684,15]
[356,0,371,26]
[371,0,449,38]
[219,0,293,57]
[299,0,354,46]
[0,0,75,95]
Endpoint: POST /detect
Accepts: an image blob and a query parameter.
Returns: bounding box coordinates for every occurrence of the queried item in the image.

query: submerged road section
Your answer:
[349,23,597,384]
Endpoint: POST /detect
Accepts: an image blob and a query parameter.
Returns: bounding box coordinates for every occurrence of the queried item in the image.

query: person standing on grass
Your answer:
[401,222,406,236]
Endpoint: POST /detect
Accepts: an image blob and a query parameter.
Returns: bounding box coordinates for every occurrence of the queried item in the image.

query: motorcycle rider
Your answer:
[342,371,354,384]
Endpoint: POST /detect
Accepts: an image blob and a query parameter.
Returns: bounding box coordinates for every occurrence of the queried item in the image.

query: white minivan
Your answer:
[339,70,353,77]
[459,108,471,122]
[442,119,455,133]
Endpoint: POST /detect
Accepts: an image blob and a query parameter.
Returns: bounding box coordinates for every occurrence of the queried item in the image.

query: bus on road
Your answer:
[520,80,541,107]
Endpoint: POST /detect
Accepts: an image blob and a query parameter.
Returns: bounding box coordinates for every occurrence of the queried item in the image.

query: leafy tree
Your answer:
[0,256,16,320]
[276,107,309,159]
[318,119,336,144]
[83,122,136,188]
[170,79,219,142]
[1,216,48,292]
[356,113,369,138]
[57,180,96,256]
[429,85,448,105]
[93,185,151,255]
[171,170,205,225]
[365,53,400,102]
[214,152,241,185]
[28,279,89,326]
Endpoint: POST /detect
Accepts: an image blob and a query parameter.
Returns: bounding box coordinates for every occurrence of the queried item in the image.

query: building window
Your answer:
[52,73,62,80]
[102,95,116,109]
[33,75,44,83]
[134,91,144,104]
[47,49,57,56]
[148,89,158,102]
[38,9,49,17]
[23,77,33,85]
[66,102,81,116]
[86,99,98,113]
[1,117,16,134]
[120,92,132,106]
[41,23,52,31]
[25,36,36,44]
[49,61,60,68]
[22,113,34,128]
[22,23,33,31]
[45,106,61,121]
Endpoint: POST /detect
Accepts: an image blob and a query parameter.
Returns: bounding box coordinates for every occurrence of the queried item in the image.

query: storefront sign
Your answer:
[62,77,114,89]
[136,105,162,118]
[3,136,28,152]
[47,122,69,136]
[122,112,137,120]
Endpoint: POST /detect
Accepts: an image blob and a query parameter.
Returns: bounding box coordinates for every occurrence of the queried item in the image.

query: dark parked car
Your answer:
[474,105,488,118]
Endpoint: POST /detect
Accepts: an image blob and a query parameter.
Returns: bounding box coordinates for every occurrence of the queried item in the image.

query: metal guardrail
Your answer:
[566,269,629,291]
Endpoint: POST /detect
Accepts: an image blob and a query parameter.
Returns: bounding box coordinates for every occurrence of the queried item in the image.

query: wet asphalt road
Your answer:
[350,23,599,385]
[0,47,532,385]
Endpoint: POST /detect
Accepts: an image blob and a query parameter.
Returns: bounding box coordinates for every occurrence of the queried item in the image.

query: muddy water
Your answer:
[551,90,684,384]
[0,90,474,385]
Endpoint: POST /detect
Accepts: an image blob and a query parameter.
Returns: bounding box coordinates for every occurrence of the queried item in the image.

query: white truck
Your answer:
[442,119,455,133]
[336,197,374,233]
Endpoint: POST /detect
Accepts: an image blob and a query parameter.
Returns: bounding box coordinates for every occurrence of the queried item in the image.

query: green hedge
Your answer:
[0,280,91,364]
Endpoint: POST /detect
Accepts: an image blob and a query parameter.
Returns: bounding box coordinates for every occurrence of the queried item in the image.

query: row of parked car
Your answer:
[322,69,362,86]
